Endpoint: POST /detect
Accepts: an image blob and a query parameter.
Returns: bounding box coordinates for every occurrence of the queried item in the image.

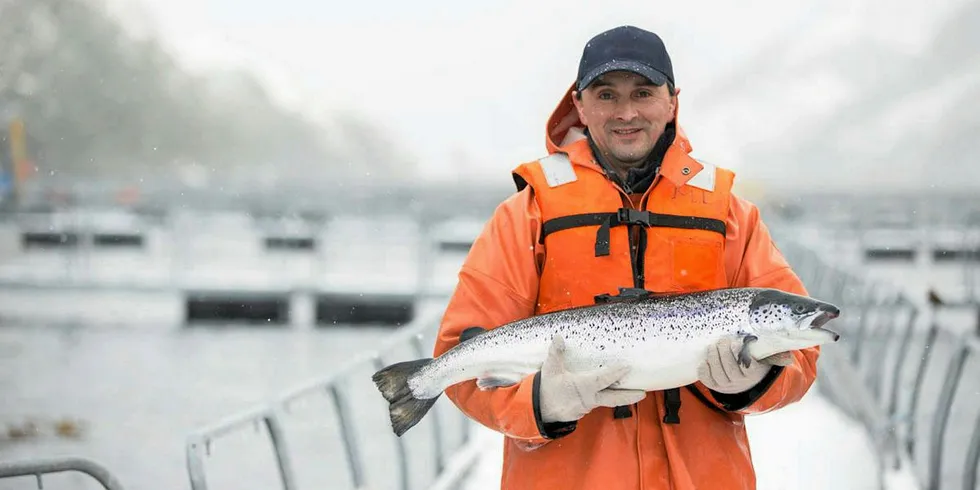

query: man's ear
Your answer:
[571,90,587,125]
[671,86,681,120]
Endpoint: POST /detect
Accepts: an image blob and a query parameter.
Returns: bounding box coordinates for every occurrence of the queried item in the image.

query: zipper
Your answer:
[629,176,659,487]
[627,177,657,290]
[602,165,661,487]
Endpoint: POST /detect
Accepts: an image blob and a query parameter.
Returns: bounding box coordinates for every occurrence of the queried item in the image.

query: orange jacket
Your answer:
[433,83,819,490]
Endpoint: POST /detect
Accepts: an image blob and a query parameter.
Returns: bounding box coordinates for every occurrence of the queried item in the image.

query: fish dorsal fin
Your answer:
[458,326,487,343]
[594,287,682,304]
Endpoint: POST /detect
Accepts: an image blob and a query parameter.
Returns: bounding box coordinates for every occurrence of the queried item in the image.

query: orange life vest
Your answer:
[513,149,733,311]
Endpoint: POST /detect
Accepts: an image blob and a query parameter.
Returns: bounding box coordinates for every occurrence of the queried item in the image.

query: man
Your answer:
[432,25,819,490]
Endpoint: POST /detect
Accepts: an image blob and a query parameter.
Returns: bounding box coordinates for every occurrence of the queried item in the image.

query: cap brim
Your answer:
[577,60,668,91]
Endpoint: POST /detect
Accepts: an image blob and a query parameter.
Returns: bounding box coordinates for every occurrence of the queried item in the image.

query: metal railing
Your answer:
[184,303,485,490]
[0,456,126,489]
[0,301,486,490]
[780,239,980,490]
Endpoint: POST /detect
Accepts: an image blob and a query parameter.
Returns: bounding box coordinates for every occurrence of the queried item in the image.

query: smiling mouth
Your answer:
[612,128,642,136]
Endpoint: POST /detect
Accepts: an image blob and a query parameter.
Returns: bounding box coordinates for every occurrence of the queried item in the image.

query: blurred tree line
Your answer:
[0,0,412,182]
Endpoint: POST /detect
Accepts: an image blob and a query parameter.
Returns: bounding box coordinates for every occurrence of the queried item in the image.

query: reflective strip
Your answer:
[688,160,716,192]
[540,153,577,188]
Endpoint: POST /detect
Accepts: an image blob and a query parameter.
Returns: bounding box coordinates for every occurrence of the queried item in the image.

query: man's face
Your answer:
[572,71,676,172]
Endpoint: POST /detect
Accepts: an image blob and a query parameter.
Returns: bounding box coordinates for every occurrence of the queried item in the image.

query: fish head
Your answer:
[745,288,841,357]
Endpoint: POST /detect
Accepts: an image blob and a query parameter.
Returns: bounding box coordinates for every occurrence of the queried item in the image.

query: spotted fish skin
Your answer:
[373,287,840,436]
[408,288,832,398]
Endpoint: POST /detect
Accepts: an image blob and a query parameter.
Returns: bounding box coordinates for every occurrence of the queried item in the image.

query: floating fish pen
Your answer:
[860,228,920,262]
[932,248,980,262]
[252,210,322,253]
[181,289,417,327]
[21,230,81,250]
[263,236,316,251]
[931,227,980,263]
[314,292,416,326]
[858,226,980,265]
[16,207,150,252]
[0,207,462,328]
[91,232,144,249]
[184,290,293,325]
[15,209,81,251]
[864,247,917,261]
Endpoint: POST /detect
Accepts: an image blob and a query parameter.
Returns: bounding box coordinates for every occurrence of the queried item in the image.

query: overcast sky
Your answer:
[106,0,968,189]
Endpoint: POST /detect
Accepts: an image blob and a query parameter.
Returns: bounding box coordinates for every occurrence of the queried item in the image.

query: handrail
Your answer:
[0,457,125,490]
[184,302,480,490]
[777,235,980,490]
[885,302,919,421]
[904,323,939,459]
[926,340,970,489]
[961,335,980,490]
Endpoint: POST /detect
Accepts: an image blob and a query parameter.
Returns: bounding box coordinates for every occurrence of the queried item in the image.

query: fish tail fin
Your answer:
[371,358,440,437]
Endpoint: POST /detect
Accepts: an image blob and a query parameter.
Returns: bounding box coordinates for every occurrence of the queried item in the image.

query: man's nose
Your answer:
[613,100,638,121]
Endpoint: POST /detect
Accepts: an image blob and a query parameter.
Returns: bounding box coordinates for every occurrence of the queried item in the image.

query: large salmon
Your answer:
[373,287,841,436]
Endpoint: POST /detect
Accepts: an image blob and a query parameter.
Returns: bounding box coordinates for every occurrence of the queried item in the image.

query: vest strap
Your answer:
[540,208,728,256]
[613,405,633,419]
[662,388,682,424]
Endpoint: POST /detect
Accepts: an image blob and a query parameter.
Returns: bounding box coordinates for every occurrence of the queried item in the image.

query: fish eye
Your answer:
[792,304,807,314]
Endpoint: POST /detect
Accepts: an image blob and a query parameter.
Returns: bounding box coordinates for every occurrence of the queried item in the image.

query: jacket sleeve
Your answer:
[432,187,557,447]
[691,194,820,415]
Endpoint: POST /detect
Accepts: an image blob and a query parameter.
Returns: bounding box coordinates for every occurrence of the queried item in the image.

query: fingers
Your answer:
[722,336,740,357]
[541,335,566,377]
[595,388,647,407]
[549,334,566,356]
[697,359,713,387]
[582,362,632,390]
[707,339,734,383]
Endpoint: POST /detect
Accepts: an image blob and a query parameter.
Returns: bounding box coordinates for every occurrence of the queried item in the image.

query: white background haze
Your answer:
[106,0,980,194]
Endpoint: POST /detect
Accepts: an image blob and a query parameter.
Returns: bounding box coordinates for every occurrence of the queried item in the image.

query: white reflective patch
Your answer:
[687,160,716,192]
[540,153,577,188]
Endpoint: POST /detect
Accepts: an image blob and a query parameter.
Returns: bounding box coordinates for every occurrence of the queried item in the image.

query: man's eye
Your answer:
[598,92,615,100]
[635,90,652,98]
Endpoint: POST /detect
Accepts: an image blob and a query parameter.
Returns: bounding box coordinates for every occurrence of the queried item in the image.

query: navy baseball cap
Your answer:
[576,25,674,92]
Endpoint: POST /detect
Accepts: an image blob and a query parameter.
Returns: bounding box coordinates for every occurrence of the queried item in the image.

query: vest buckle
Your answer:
[616,208,650,226]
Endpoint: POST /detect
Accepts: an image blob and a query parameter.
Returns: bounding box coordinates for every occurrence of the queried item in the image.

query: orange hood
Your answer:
[543,82,695,159]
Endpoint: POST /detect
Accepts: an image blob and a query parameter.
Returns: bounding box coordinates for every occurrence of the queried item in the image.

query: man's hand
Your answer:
[697,336,795,394]
[538,335,647,423]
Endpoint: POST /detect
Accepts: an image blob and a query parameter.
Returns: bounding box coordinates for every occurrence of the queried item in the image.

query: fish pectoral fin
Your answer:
[737,334,759,368]
[475,374,523,391]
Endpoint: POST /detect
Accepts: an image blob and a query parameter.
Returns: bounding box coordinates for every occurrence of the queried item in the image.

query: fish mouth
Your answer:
[812,327,840,342]
[807,307,841,341]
